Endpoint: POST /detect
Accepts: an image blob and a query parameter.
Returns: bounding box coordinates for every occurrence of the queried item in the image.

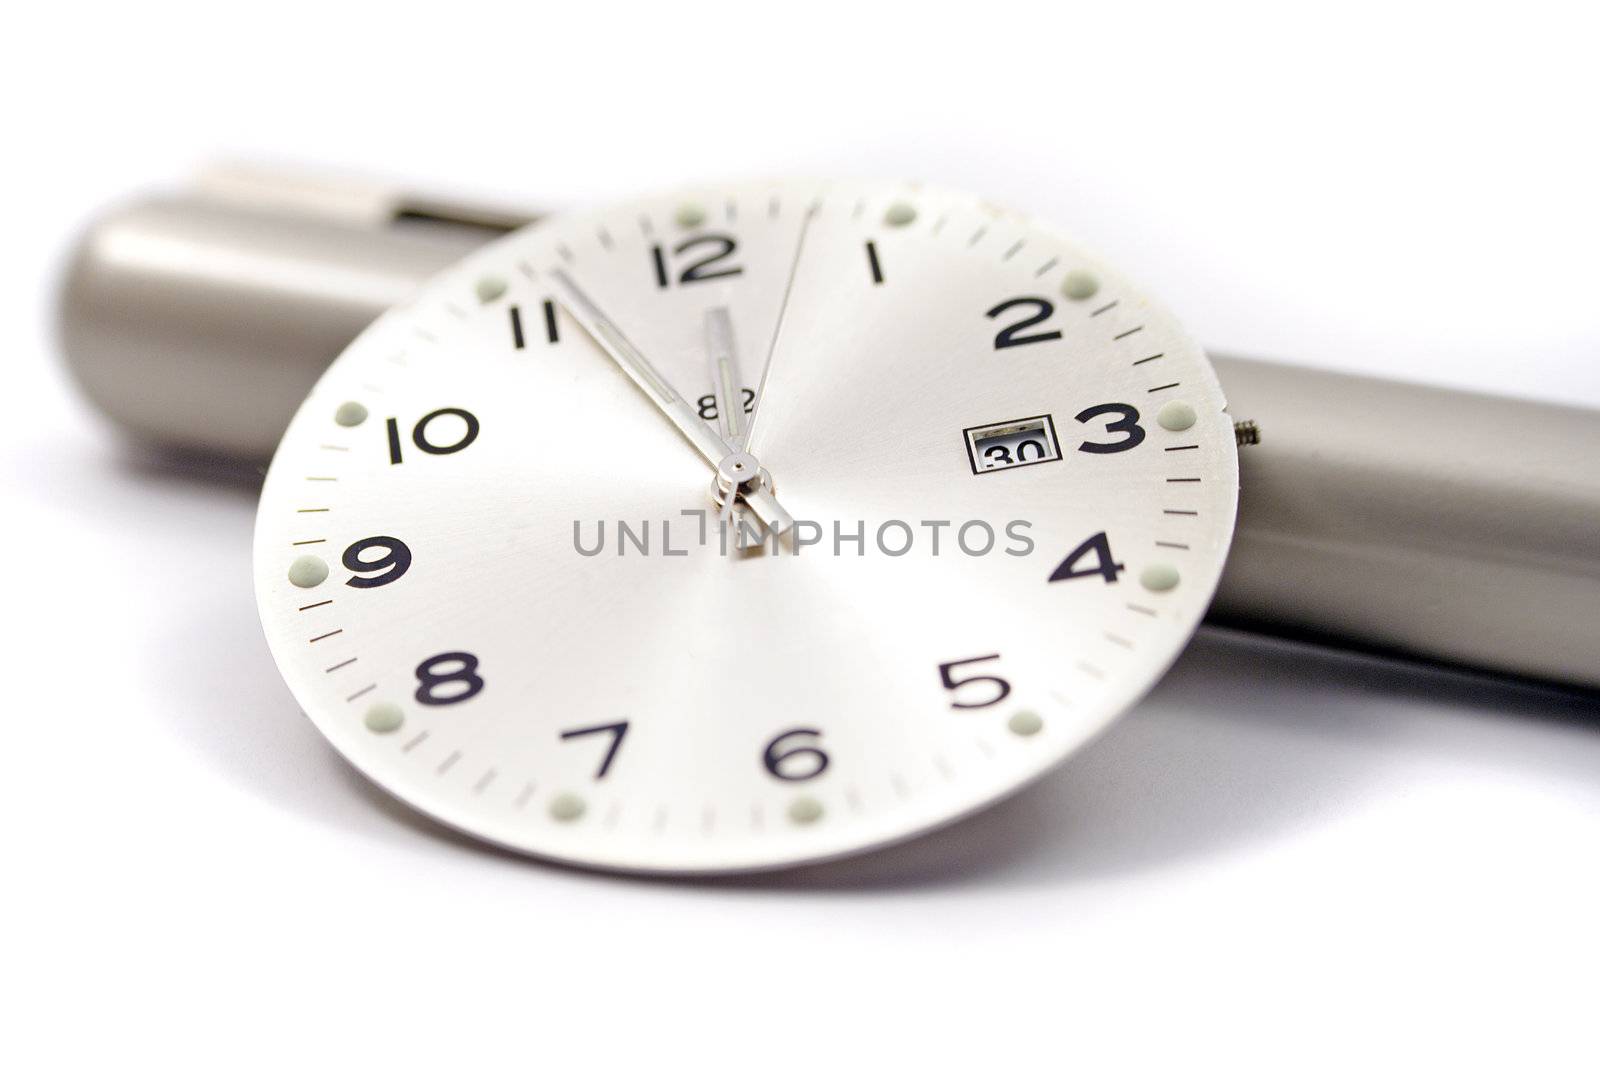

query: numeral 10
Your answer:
[386,407,481,465]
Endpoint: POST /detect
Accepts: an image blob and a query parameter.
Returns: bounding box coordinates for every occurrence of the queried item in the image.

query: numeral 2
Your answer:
[987,297,1062,349]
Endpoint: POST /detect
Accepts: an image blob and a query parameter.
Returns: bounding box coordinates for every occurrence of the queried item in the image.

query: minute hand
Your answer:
[549,268,793,533]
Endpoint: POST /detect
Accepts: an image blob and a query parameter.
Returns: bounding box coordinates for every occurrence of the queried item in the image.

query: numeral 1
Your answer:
[509,301,558,349]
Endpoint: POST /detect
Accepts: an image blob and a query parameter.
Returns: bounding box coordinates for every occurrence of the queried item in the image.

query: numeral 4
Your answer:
[1048,532,1125,583]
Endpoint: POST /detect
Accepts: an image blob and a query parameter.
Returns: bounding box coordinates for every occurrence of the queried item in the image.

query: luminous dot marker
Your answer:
[788,796,824,825]
[475,275,507,303]
[884,202,917,227]
[549,792,586,822]
[1061,270,1099,300]
[287,555,329,588]
[1008,710,1044,737]
[334,401,368,427]
[1157,400,1197,432]
[364,703,404,733]
[675,202,707,228]
[1141,563,1181,592]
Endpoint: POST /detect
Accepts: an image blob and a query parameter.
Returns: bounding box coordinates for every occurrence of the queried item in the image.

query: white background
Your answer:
[5,2,1598,1062]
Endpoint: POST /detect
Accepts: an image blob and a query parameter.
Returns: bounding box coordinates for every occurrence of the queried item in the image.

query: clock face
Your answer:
[253,179,1238,874]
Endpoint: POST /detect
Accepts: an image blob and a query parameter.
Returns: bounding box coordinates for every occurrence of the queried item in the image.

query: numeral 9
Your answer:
[342,535,412,589]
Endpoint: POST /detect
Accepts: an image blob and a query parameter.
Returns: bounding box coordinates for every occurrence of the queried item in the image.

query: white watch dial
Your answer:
[254,179,1238,874]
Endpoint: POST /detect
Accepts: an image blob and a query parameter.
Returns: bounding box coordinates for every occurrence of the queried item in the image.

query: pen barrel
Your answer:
[56,169,529,459]
[54,181,1600,688]
[1209,355,1600,688]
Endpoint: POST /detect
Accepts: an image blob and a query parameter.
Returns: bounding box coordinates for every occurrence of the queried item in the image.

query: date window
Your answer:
[963,414,1063,475]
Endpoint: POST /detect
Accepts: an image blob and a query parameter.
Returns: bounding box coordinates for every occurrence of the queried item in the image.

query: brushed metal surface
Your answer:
[1212,355,1600,687]
[54,178,1600,688]
[252,179,1239,871]
[57,171,527,458]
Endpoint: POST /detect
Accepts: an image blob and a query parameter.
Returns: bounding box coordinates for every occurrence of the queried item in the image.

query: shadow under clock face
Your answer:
[253,178,1239,874]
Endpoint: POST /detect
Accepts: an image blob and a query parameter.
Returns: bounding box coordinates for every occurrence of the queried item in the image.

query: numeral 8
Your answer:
[414,652,484,706]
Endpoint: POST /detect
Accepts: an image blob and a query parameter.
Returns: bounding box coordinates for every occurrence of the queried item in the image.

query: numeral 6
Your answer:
[763,728,830,782]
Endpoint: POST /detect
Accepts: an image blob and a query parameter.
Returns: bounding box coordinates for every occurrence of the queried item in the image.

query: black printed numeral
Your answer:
[1075,403,1145,454]
[342,535,411,589]
[865,240,884,284]
[386,407,480,464]
[509,301,558,348]
[414,652,484,706]
[1048,532,1125,584]
[763,728,830,782]
[560,721,630,780]
[987,297,1061,349]
[696,389,756,422]
[652,234,743,288]
[938,654,1012,710]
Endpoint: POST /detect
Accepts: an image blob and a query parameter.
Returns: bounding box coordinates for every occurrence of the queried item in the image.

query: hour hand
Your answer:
[549,268,729,467]
[704,306,747,449]
[549,269,793,535]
